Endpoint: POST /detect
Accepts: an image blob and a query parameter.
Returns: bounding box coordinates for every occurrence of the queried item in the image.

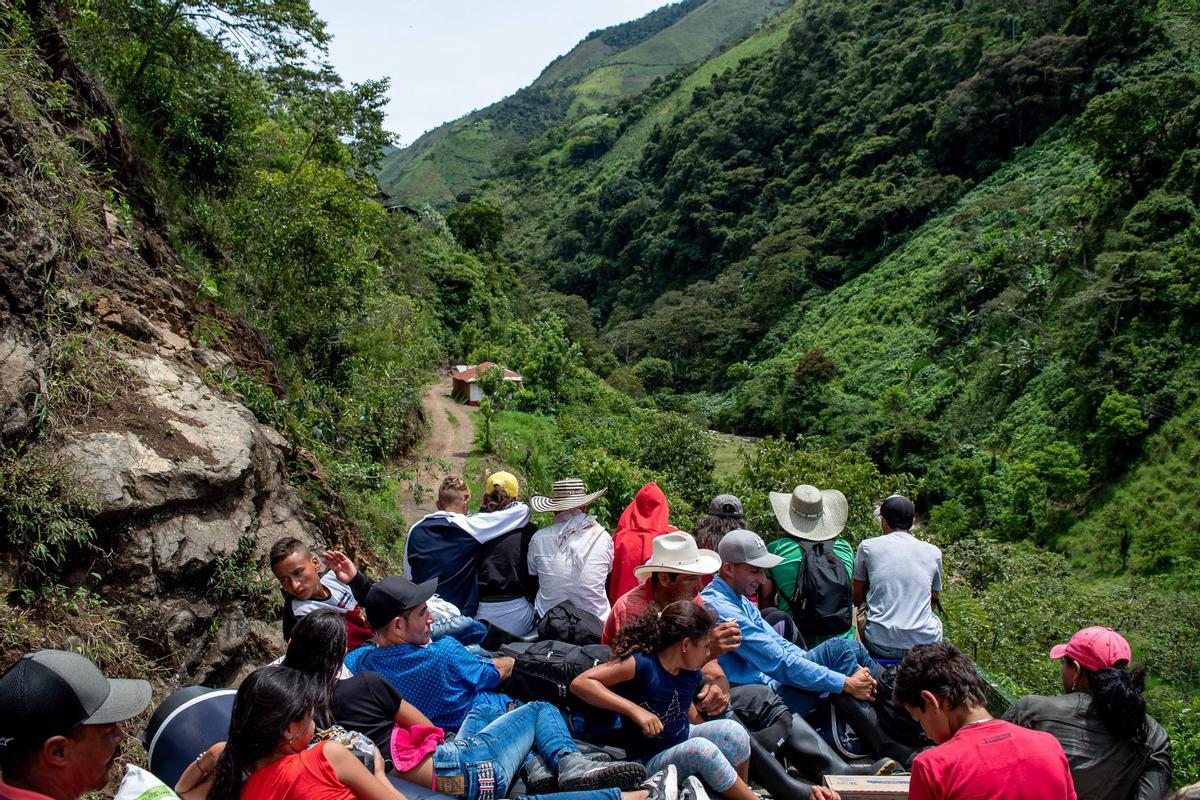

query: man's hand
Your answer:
[631,707,664,737]
[710,621,742,655]
[811,787,841,800]
[321,550,358,583]
[843,667,877,701]
[694,682,730,716]
[492,656,515,682]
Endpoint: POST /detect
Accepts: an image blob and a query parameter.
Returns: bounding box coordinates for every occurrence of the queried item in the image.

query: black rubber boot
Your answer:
[831,694,922,767]
[782,715,898,783]
[556,751,647,792]
[747,731,821,799]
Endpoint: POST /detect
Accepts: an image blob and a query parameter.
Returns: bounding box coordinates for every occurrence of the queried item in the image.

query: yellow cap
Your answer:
[485,471,520,499]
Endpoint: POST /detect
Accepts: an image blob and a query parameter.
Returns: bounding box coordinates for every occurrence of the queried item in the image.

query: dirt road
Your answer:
[395,378,476,524]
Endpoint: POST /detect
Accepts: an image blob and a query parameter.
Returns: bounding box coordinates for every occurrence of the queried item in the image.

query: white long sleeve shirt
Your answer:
[527,511,613,622]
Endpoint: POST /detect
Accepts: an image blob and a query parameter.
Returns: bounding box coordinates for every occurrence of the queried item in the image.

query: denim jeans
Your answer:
[774,637,881,717]
[435,701,591,800]
[864,638,909,662]
[431,615,489,646]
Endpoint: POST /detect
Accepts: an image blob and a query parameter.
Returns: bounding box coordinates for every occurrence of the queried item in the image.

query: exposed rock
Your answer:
[95,296,161,343]
[0,333,39,439]
[192,346,236,379]
[140,495,253,582]
[61,355,257,516]
[0,13,334,690]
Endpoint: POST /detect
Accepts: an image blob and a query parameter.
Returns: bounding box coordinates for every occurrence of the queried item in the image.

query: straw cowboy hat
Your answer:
[769,484,848,541]
[530,477,607,514]
[633,532,722,581]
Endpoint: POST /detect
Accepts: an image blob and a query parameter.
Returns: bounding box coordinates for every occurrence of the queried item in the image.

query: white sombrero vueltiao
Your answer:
[530,477,607,514]
[633,531,722,581]
[769,484,848,542]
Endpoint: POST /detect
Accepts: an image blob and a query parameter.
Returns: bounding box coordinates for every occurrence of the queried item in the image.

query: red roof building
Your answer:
[451,362,525,405]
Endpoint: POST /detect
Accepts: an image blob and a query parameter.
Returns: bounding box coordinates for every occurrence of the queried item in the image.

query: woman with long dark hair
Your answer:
[692,495,744,553]
[281,610,655,800]
[572,601,763,800]
[1003,626,1171,800]
[206,665,403,800]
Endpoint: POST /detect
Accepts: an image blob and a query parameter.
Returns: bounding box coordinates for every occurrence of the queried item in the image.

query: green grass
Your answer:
[711,433,748,481]
[490,410,563,497]
[1060,400,1200,575]
[459,409,559,511]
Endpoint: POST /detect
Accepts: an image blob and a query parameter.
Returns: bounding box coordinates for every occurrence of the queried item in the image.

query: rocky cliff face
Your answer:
[0,7,336,686]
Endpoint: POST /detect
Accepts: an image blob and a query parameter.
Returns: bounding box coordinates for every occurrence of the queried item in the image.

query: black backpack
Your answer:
[498,640,611,710]
[535,600,603,645]
[788,539,853,635]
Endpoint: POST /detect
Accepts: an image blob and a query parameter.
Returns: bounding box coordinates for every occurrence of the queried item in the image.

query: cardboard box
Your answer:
[823,775,910,799]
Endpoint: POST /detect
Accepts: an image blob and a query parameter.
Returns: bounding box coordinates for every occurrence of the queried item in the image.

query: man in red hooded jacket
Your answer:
[608,482,679,602]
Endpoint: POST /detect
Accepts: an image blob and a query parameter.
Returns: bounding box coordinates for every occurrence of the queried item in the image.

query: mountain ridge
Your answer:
[376,0,788,207]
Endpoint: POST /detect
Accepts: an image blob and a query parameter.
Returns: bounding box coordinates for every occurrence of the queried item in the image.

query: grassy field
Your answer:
[711,433,750,481]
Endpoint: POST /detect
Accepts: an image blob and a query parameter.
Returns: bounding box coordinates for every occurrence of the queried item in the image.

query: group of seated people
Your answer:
[0,473,1177,800]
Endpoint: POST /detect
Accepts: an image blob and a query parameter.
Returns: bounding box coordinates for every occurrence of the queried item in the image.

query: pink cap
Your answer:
[1049,626,1132,672]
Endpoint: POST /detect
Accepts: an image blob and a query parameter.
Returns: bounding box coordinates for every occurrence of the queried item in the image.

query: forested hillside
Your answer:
[375,0,788,207]
[478,0,1200,571]
[452,0,1200,778]
[5,0,1200,790]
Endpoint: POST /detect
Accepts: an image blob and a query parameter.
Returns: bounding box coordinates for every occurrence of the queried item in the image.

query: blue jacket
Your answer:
[404,504,531,617]
[700,575,846,695]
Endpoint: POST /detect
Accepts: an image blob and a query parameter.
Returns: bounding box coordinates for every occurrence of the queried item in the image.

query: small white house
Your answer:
[451,362,525,405]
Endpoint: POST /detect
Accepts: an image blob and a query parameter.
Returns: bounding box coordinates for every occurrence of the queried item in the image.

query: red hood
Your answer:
[616,482,672,535]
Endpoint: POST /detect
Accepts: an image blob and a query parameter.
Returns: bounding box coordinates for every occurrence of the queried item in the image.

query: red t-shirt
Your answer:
[242,742,354,800]
[908,719,1076,800]
[602,582,706,644]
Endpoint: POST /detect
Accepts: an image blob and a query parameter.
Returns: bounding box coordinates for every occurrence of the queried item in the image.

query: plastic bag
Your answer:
[114,764,181,800]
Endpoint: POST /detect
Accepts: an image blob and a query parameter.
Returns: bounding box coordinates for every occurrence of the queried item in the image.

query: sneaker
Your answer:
[556,751,647,792]
[522,753,556,794]
[641,765,679,800]
[680,775,711,800]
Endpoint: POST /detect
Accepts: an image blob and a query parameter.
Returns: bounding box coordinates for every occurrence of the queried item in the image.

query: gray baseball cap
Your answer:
[717,529,783,568]
[0,650,152,746]
[708,494,744,518]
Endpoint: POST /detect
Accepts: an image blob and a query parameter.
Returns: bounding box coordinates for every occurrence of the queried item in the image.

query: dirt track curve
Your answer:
[395,377,475,525]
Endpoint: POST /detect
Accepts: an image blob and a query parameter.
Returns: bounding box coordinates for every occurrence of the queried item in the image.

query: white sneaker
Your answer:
[680,775,711,800]
[642,765,679,800]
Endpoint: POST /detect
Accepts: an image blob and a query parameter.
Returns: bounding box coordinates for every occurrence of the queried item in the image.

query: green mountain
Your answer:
[376,0,788,207]
[477,0,1200,574]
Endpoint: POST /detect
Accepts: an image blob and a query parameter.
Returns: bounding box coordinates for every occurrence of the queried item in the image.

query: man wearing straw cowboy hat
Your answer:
[527,477,614,622]
[763,484,857,646]
[603,531,743,716]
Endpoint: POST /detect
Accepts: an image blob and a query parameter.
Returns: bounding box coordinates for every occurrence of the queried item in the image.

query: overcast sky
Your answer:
[308,1,672,146]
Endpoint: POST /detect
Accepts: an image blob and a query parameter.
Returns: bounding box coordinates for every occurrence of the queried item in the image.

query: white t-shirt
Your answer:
[853,530,943,649]
[527,511,613,622]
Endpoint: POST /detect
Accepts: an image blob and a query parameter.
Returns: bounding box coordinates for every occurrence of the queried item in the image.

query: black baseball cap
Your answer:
[879,494,916,529]
[0,650,152,747]
[363,576,438,629]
